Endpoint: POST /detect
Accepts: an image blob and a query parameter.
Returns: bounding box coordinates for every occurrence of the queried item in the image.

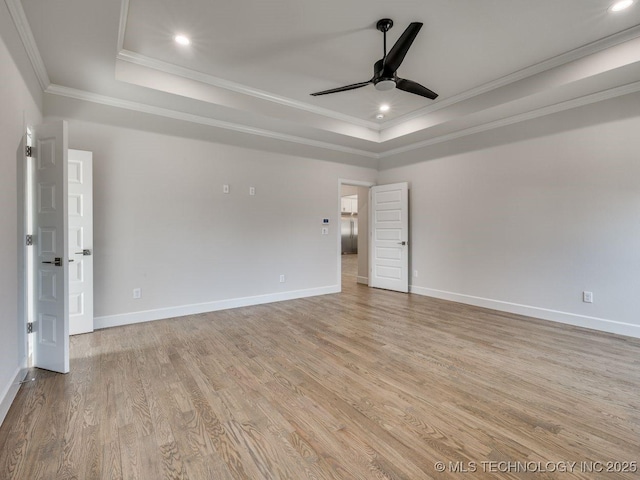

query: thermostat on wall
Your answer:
[322,218,329,224]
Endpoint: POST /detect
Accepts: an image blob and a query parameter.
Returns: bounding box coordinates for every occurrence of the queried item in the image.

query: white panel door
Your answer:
[68,150,94,335]
[32,121,69,373]
[369,182,409,293]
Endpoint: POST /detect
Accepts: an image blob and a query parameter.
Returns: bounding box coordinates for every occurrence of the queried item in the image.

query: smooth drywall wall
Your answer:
[45,111,377,328]
[0,1,43,425]
[379,92,640,338]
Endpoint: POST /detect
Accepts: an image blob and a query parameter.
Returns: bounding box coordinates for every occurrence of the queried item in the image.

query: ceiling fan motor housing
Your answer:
[373,58,396,90]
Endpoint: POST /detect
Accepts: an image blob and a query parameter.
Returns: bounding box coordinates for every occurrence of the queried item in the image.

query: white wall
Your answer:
[379,92,640,338]
[44,103,377,328]
[0,1,43,425]
[48,91,640,338]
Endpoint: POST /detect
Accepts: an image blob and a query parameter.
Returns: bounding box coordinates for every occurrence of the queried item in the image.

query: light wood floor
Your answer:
[2,266,640,479]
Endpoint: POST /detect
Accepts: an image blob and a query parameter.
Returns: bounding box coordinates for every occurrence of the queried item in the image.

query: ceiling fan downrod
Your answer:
[375,19,396,91]
[376,18,394,58]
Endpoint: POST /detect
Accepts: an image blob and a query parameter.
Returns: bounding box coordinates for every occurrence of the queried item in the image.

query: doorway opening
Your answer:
[338,179,373,290]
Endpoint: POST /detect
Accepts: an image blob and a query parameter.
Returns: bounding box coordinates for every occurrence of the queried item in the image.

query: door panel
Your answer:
[68,150,94,335]
[369,182,409,293]
[32,121,69,373]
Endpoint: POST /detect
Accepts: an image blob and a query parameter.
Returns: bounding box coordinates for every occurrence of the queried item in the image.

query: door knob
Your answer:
[42,257,62,266]
[397,241,407,246]
[75,249,92,256]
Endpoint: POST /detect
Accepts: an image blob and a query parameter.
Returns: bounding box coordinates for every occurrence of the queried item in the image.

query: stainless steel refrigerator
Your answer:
[341,215,358,254]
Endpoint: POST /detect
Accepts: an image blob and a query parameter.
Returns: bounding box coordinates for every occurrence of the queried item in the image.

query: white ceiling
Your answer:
[15,0,640,160]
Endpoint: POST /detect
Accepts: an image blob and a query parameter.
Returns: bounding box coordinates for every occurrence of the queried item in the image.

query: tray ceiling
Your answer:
[14,0,640,159]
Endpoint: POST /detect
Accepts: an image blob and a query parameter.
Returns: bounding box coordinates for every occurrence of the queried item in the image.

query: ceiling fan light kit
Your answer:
[375,80,396,91]
[311,18,438,101]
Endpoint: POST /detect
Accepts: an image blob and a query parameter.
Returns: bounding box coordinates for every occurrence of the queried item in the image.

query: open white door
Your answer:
[369,182,409,293]
[32,121,69,373]
[68,150,94,335]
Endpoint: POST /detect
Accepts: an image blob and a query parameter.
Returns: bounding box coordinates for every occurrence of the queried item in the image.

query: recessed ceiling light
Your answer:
[609,0,634,12]
[376,113,385,120]
[379,104,390,112]
[174,34,191,46]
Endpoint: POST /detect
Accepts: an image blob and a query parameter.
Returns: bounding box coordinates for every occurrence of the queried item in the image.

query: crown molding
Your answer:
[381,24,640,130]
[44,84,380,159]
[116,50,381,131]
[379,80,640,159]
[4,0,50,90]
[44,76,640,164]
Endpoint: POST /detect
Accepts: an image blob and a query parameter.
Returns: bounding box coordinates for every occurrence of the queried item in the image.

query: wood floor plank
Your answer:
[2,263,640,479]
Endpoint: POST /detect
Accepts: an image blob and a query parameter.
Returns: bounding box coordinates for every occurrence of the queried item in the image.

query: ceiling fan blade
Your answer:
[396,78,438,100]
[310,81,372,96]
[384,22,422,73]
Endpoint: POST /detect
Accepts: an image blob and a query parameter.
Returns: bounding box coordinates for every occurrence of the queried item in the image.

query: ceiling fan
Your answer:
[310,19,438,100]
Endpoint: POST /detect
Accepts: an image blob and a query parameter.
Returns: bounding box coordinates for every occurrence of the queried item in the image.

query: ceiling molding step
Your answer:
[116,0,129,52]
[43,75,640,165]
[382,24,640,130]
[44,84,380,159]
[379,80,640,159]
[116,49,382,132]
[4,0,50,90]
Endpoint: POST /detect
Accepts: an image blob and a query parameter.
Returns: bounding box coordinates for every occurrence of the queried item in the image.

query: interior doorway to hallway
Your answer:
[338,180,373,290]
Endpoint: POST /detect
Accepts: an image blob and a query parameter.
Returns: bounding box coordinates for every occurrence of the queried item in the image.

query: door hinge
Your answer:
[26,234,33,246]
[27,322,33,334]
[25,145,32,157]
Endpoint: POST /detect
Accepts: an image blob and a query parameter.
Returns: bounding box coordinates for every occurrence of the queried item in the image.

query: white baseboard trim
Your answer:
[410,285,640,339]
[95,285,340,330]
[357,276,368,285]
[0,367,27,427]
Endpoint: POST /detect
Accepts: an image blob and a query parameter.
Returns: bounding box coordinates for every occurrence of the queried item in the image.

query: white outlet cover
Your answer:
[223,184,230,194]
[249,186,256,196]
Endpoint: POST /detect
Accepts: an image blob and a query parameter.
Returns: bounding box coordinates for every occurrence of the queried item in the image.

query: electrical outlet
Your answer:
[249,186,255,196]
[414,270,419,278]
[133,288,141,299]
[279,274,285,283]
[583,291,593,303]
[321,227,329,235]
[223,184,230,194]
